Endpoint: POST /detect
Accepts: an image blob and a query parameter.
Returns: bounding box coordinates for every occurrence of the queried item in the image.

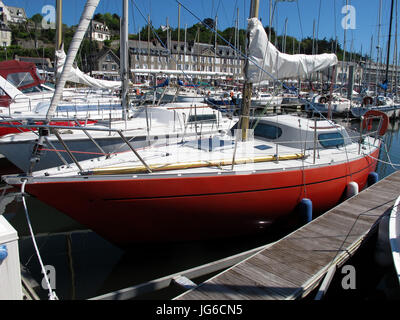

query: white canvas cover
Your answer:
[0,75,28,100]
[56,50,122,90]
[246,18,338,82]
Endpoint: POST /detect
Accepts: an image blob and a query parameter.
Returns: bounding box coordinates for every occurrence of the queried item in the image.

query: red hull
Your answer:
[24,148,379,246]
[0,120,98,137]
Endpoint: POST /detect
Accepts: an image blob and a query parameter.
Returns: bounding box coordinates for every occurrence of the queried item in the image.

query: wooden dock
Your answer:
[175,170,400,300]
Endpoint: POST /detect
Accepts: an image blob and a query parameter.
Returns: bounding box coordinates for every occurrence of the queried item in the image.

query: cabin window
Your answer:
[0,88,10,107]
[35,68,43,81]
[188,114,216,123]
[318,132,345,148]
[7,72,34,88]
[253,123,282,139]
[230,122,282,140]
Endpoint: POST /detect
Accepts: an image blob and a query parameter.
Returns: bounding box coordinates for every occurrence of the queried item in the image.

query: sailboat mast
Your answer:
[56,0,62,50]
[121,0,129,120]
[55,0,62,83]
[214,15,218,73]
[376,0,382,95]
[341,0,348,96]
[241,0,259,141]
[177,3,181,59]
[368,35,373,92]
[283,18,288,54]
[384,0,395,95]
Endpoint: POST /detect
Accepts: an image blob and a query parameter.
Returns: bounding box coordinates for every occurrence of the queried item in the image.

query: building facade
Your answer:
[89,20,111,42]
[128,39,244,80]
[360,60,400,90]
[89,48,120,80]
[0,22,11,47]
[0,1,27,24]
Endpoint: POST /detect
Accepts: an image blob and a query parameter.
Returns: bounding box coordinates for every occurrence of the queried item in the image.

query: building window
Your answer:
[102,64,107,71]
[111,64,117,71]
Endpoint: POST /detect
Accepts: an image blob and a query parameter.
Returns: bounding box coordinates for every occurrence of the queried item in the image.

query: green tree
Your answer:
[30,13,43,24]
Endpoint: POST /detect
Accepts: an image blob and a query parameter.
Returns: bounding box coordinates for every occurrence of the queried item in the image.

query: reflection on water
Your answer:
[1,117,400,300]
[2,188,290,300]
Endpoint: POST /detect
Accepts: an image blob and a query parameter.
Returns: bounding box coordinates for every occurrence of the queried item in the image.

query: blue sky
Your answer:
[5,0,400,62]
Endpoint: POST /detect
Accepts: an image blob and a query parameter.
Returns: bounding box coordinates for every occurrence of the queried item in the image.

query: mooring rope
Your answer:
[21,180,58,300]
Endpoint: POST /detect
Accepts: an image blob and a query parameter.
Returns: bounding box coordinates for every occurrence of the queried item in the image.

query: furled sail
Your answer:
[56,50,122,89]
[46,0,100,120]
[246,18,338,82]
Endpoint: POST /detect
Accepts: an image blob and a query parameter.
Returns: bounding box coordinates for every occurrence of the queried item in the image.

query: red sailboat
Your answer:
[1,0,385,247]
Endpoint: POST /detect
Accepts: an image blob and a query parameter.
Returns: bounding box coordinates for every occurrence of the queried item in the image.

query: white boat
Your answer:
[0,102,234,172]
[389,195,400,286]
[351,96,400,118]
[157,87,205,103]
[306,94,351,115]
[234,91,283,107]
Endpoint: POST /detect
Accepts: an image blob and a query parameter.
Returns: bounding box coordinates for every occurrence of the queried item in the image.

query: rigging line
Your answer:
[21,180,58,300]
[130,0,138,34]
[175,0,338,128]
[231,0,239,29]
[316,0,322,54]
[220,0,234,33]
[131,1,202,114]
[215,0,222,18]
[175,0,278,82]
[333,0,337,44]
[296,0,304,42]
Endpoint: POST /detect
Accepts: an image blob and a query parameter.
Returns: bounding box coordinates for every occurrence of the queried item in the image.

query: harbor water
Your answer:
[1,116,400,300]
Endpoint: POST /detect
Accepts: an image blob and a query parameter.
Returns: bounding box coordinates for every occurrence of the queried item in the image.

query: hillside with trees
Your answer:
[0,13,367,67]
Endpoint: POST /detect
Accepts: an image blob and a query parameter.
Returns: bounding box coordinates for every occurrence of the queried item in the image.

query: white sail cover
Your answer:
[56,50,122,89]
[246,18,338,82]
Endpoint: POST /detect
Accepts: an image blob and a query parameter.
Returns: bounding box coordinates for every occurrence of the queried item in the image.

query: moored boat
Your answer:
[351,95,400,118]
[0,102,233,172]
[389,195,400,286]
[306,94,351,116]
[1,0,383,248]
[3,113,383,246]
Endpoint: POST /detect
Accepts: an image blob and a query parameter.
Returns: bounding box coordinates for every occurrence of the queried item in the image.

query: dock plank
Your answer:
[175,170,400,300]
